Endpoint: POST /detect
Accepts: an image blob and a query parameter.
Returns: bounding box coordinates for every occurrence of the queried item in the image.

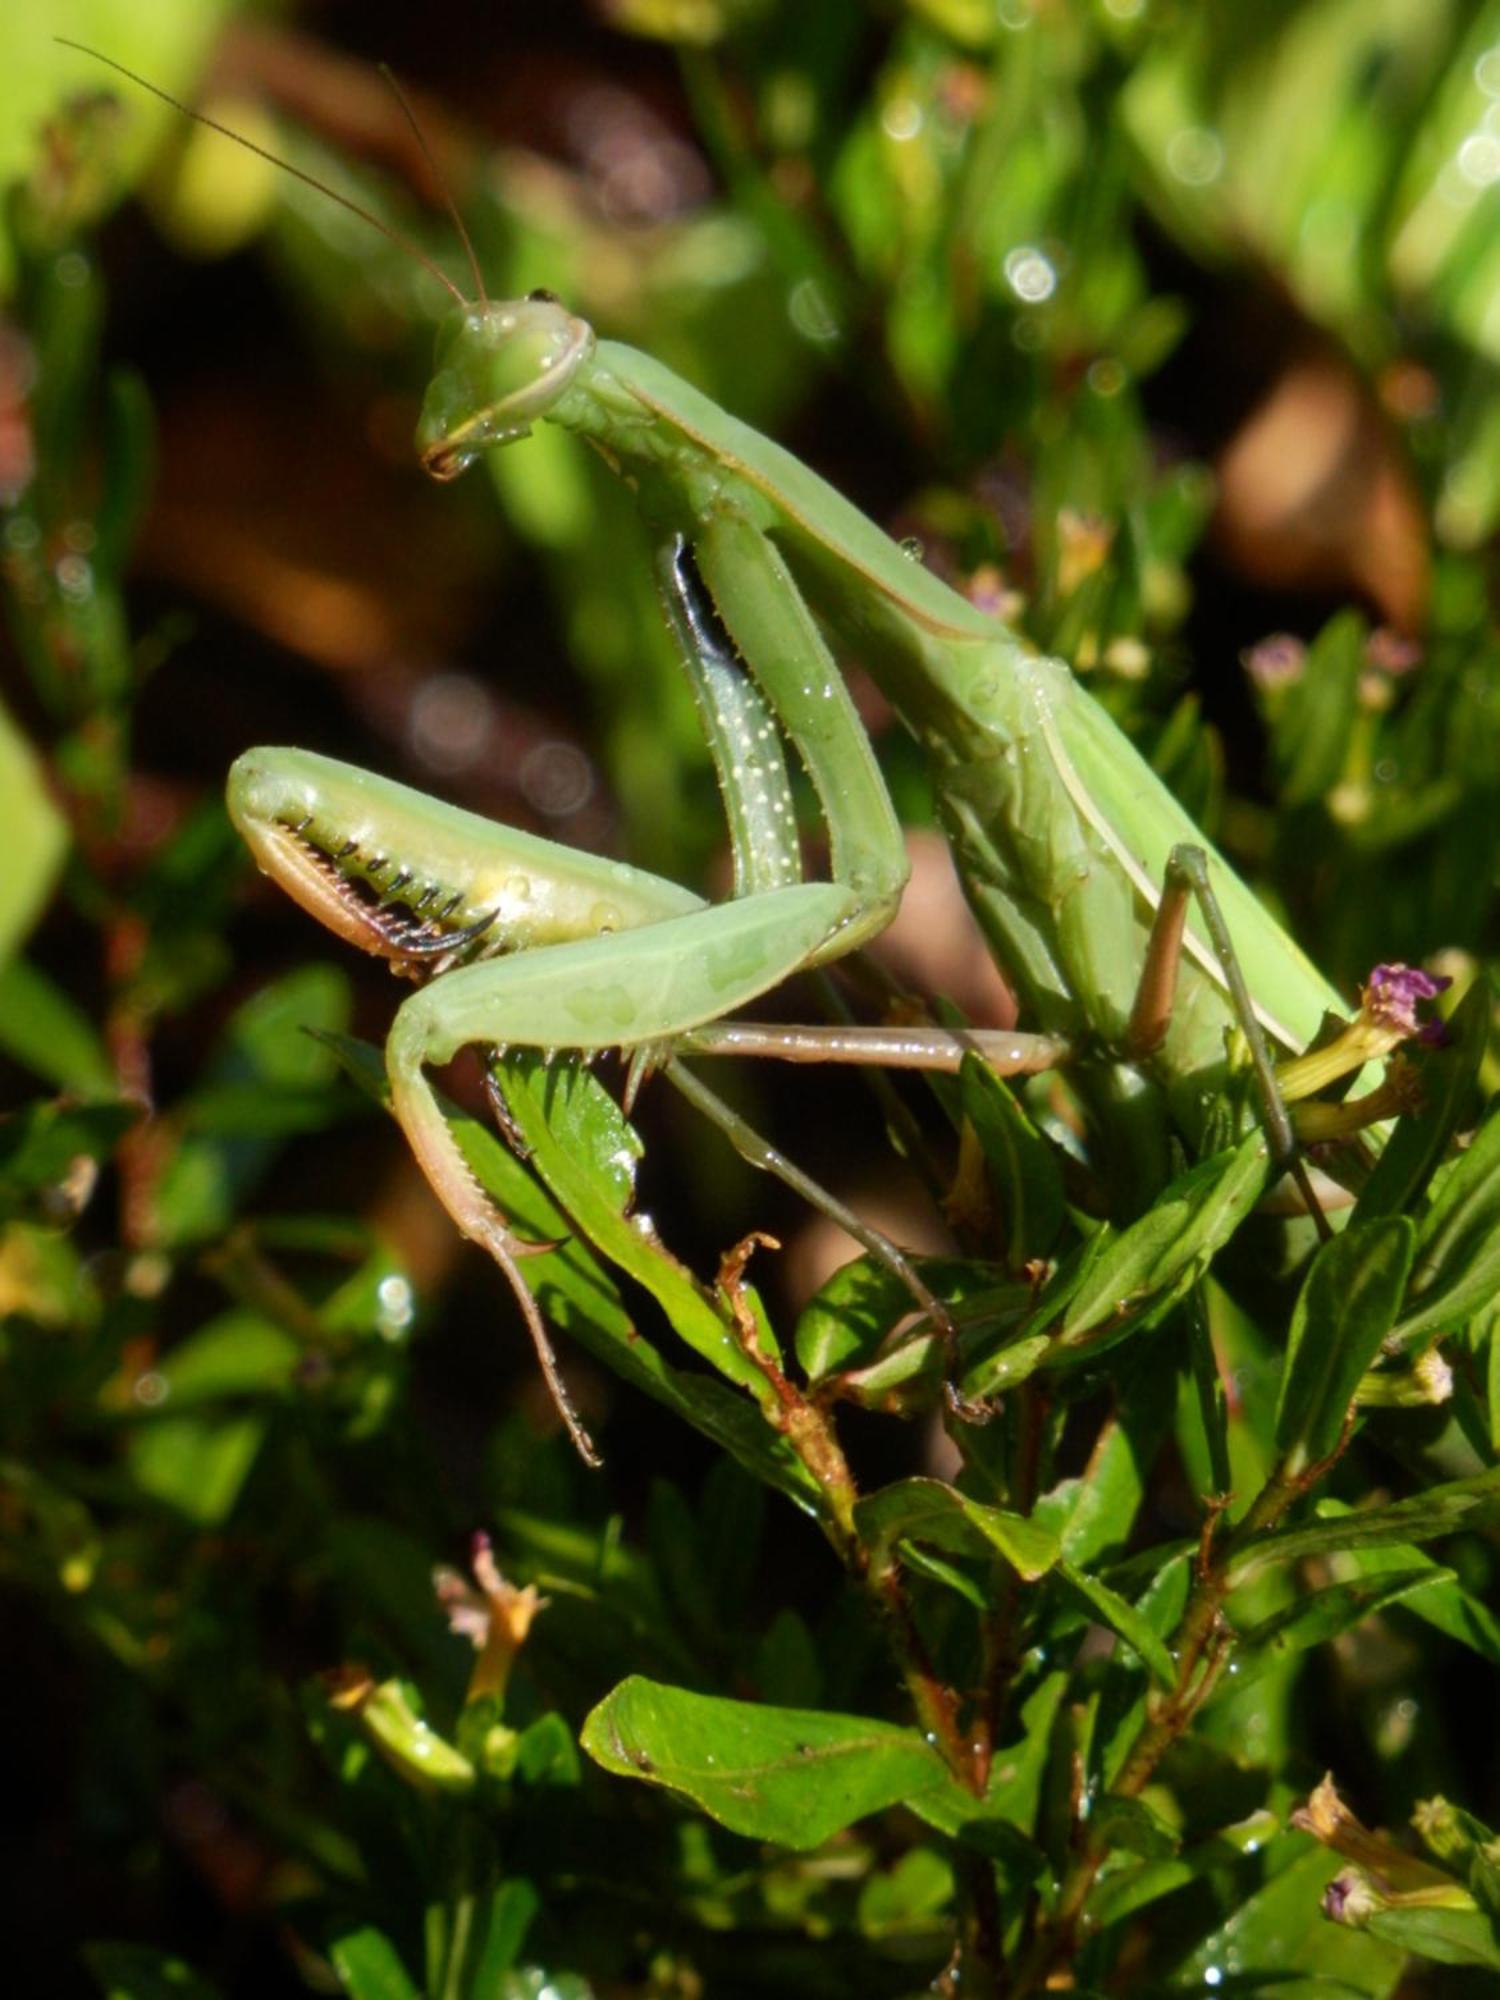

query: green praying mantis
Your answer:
[66,43,1392,1463]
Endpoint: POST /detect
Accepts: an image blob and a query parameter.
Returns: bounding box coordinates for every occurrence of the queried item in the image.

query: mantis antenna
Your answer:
[53,37,471,310]
[376,62,488,306]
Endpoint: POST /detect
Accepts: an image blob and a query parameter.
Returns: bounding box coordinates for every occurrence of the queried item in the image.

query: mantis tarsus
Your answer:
[72,43,1377,1462]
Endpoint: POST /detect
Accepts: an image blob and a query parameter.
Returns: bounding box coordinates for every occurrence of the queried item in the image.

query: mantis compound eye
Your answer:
[417,296,595,478]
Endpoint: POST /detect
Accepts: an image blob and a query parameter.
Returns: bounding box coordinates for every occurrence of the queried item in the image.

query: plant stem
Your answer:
[1011,1461,1305,1991]
[718,1234,979,1787]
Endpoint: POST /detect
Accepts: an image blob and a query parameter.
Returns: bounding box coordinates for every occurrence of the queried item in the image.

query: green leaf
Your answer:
[1034,1369,1174,1566]
[856,1845,955,1932]
[127,1413,267,1526]
[477,1881,542,1980]
[1227,1570,1450,1692]
[490,1053,776,1398]
[581,1676,953,1846]
[1089,1791,1180,1859]
[910,1672,1067,1865]
[795,1252,906,1380]
[958,1054,1064,1263]
[0,695,66,967]
[646,1477,718,1648]
[145,1311,300,1406]
[156,965,352,1248]
[898,1542,990,1611]
[1412,1793,1500,1878]
[854,1476,1061,1581]
[423,1821,538,1993]
[83,1945,223,2000]
[908,1785,1048,1881]
[699,1456,766,1626]
[1299,1513,1500,1664]
[1056,1134,1270,1356]
[327,1927,421,2000]
[1274,1218,1415,1468]
[960,1329,1053,1401]
[2,19,231,291]
[0,957,114,1095]
[1090,1810,1280,1929]
[1185,1285,1232,1496]
[1365,1904,1500,1971]
[222,963,352,1086]
[1393,1101,1500,1348]
[794,1252,1018,1384]
[1230,1467,1500,1585]
[1384,1568,1500,1661]
[1054,1562,1177,1686]
[753,1608,822,1708]
[355,1680,475,1796]
[1269,608,1367,808]
[513,1712,580,1789]
[1170,1841,1403,1993]
[0,1096,137,1220]
[810,1283,1043,1412]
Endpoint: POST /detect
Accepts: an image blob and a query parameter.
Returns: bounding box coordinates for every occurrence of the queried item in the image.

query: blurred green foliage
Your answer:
[4,2,1500,1994]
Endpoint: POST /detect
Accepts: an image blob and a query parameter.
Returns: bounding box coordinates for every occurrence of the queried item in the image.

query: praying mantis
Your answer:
[227,280,1365,1458]
[64,43,1383,1463]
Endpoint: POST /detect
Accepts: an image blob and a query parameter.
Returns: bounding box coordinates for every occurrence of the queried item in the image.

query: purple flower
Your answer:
[1243,633,1306,692]
[1365,628,1422,676]
[1281,963,1454,1108]
[1365,964,1452,1044]
[1323,1869,1380,1927]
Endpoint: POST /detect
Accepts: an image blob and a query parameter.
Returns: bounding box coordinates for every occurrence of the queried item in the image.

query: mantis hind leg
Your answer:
[663,1057,957,1353]
[1126,844,1331,1239]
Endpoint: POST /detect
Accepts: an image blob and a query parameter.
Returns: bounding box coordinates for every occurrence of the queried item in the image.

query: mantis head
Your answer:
[52,46,593,484]
[417,293,595,479]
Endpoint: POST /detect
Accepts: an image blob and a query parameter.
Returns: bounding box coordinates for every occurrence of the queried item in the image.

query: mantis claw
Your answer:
[467,1211,595,1460]
[499,1251,601,1467]
[482,1065,534,1159]
[510,1231,569,1259]
[622,1041,673,1115]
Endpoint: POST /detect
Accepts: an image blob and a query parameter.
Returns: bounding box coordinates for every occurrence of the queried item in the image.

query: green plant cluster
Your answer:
[4,2,1500,1994]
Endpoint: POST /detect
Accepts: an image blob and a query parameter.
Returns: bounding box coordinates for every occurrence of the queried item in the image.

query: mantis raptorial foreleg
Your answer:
[229,741,900,1463]
[226,538,1003,1457]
